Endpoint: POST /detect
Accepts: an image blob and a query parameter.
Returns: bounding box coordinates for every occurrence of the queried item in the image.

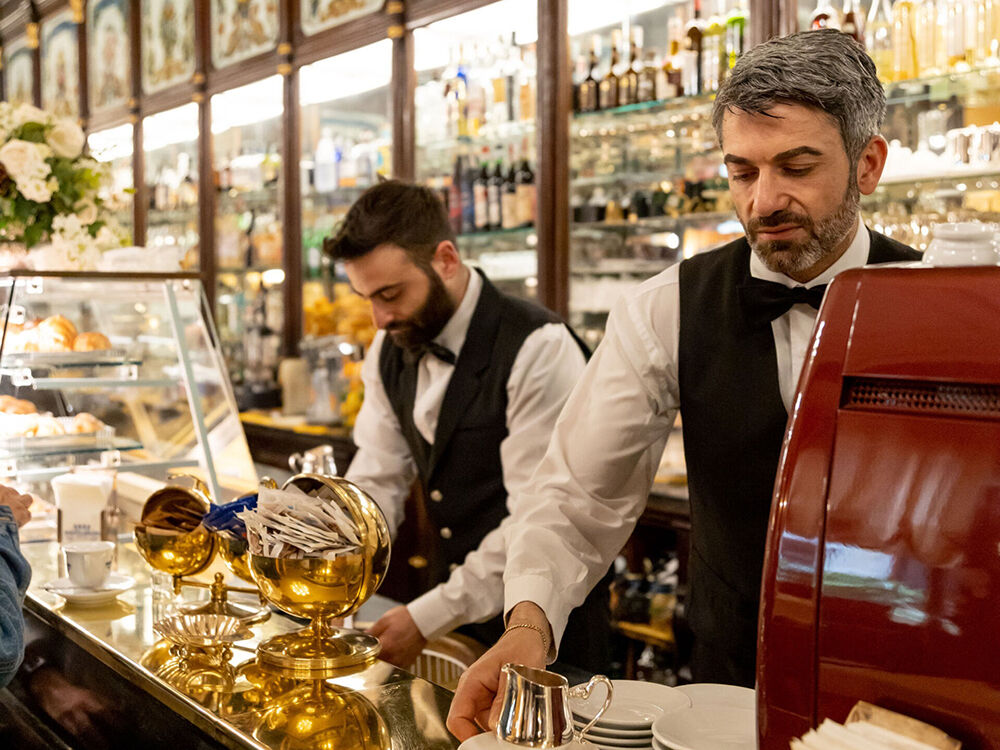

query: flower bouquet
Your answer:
[0,103,128,270]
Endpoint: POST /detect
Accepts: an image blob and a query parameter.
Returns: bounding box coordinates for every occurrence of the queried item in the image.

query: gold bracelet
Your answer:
[503,622,550,655]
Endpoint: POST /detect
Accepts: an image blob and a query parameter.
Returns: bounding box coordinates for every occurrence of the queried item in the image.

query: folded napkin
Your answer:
[792,703,961,750]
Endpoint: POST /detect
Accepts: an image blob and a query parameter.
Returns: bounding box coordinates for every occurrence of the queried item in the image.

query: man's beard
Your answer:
[385,268,456,351]
[744,180,860,277]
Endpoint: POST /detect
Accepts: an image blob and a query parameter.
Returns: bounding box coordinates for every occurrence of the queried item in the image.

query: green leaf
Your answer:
[13,122,47,144]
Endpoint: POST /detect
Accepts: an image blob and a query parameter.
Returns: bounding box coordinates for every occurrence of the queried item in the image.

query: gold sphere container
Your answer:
[248,474,391,675]
[252,680,390,750]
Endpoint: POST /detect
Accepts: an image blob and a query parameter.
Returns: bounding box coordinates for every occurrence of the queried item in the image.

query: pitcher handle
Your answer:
[568,675,614,741]
[288,453,303,472]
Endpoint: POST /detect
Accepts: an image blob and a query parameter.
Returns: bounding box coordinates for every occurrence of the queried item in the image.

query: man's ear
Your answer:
[857,135,888,196]
[432,240,462,280]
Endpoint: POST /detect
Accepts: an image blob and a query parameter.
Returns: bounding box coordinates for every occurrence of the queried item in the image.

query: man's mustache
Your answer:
[748,211,813,233]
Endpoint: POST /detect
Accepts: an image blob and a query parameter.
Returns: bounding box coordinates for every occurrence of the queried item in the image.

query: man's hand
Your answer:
[0,484,31,527]
[366,605,427,668]
[446,602,550,741]
[29,667,114,747]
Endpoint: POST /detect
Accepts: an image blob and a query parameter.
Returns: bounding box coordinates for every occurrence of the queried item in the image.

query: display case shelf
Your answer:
[0,436,143,459]
[0,351,144,370]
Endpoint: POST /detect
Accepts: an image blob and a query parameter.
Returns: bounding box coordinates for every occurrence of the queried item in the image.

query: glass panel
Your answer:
[87,0,131,113]
[3,36,35,107]
[567,0,748,345]
[211,76,284,388]
[141,0,197,95]
[87,124,135,244]
[41,8,81,119]
[299,41,390,352]
[143,104,200,269]
[413,0,540,300]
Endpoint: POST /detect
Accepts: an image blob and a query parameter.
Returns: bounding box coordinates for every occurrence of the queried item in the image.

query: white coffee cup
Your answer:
[63,540,114,589]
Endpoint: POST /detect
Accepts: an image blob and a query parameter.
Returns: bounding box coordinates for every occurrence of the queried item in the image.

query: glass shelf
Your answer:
[0,351,143,370]
[883,65,1000,107]
[0,436,143,459]
[458,226,536,242]
[573,211,738,231]
[417,120,536,153]
[573,94,716,124]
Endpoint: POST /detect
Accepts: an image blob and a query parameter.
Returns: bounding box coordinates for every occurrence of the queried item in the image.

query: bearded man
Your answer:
[447,29,923,739]
[325,180,611,674]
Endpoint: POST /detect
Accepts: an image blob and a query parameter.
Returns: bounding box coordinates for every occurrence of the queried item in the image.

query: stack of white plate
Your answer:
[570,680,692,750]
[651,684,756,750]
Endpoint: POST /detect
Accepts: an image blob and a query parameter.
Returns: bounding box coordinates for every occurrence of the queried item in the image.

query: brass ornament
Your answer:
[26,24,39,50]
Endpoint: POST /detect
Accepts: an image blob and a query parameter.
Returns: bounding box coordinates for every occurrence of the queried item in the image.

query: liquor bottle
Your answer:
[619,26,644,106]
[915,0,939,75]
[488,159,504,230]
[665,15,686,96]
[449,154,464,235]
[515,159,536,227]
[684,0,706,96]
[461,160,476,234]
[841,0,863,42]
[578,36,601,113]
[702,0,725,93]
[811,0,841,29]
[474,162,490,231]
[518,44,537,121]
[725,0,749,71]
[892,0,919,81]
[599,30,623,109]
[454,45,470,138]
[490,39,510,125]
[502,164,519,229]
[866,0,894,82]
[638,50,660,103]
[938,0,968,71]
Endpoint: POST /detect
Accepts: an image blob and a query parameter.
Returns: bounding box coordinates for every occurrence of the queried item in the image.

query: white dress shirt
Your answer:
[345,268,587,640]
[498,221,871,654]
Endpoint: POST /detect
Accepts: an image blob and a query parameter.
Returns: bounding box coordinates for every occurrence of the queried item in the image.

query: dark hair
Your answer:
[324,180,456,266]
[712,29,885,165]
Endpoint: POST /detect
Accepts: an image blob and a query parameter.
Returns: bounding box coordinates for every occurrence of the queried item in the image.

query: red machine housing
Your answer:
[757,265,1000,749]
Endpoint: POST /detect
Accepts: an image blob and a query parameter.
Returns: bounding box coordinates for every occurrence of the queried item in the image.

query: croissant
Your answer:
[73,332,112,352]
[0,395,37,414]
[71,412,105,434]
[37,315,77,352]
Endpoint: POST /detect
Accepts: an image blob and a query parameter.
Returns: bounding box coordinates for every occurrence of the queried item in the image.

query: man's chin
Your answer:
[752,240,816,275]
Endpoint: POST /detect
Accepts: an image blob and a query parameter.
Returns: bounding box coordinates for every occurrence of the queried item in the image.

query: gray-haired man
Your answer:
[447,29,921,738]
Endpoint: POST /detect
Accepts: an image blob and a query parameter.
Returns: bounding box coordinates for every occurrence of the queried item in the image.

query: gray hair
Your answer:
[712,29,885,165]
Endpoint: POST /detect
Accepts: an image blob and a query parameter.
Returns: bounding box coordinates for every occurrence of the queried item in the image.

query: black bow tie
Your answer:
[403,341,456,366]
[737,278,827,327]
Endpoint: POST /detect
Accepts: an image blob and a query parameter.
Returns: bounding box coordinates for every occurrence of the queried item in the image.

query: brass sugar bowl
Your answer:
[134,475,270,624]
[248,474,391,676]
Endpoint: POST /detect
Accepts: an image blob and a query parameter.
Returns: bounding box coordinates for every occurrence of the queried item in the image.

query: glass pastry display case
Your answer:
[211,77,285,386]
[299,41,391,349]
[144,104,202,271]
[87,123,136,244]
[413,0,541,299]
[0,272,257,506]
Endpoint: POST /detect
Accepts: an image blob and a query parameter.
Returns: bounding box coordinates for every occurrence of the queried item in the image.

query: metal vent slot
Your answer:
[842,377,1000,418]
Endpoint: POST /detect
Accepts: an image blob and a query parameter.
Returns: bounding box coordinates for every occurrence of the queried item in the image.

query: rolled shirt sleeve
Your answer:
[0,506,31,687]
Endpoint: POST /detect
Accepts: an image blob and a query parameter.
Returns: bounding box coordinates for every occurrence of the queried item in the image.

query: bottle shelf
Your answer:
[417,121,537,154]
[572,211,738,232]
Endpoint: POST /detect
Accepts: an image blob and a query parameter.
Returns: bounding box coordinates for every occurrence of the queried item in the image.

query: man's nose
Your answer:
[751,170,791,219]
[371,305,393,330]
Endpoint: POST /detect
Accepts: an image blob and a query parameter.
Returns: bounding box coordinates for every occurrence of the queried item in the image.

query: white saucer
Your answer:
[651,705,756,750]
[674,684,755,711]
[572,680,691,730]
[44,573,135,606]
[574,722,653,740]
[581,735,652,750]
[458,732,592,750]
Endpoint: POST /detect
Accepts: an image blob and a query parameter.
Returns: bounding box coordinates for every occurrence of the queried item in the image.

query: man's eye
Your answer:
[729,172,755,183]
[783,166,813,176]
[380,291,399,302]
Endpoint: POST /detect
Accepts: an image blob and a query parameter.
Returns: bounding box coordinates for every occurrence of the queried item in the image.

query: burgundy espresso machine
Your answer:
[757,264,1000,748]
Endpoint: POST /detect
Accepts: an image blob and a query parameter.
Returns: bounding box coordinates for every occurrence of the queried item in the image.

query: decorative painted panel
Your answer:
[211,0,279,70]
[41,9,80,119]
[3,37,34,106]
[88,0,131,112]
[141,0,196,94]
[301,0,384,36]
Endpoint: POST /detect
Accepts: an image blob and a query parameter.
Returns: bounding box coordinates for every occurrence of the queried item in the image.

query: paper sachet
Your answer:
[238,484,361,560]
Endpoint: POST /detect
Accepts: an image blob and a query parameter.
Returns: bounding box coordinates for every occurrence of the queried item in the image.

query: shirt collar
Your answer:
[749,216,870,289]
[433,266,481,359]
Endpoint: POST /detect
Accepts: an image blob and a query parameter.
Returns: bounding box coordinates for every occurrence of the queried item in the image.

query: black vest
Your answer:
[379,271,610,672]
[677,230,920,685]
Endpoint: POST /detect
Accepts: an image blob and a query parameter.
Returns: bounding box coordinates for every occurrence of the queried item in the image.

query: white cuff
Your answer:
[406,587,466,642]
[503,573,568,663]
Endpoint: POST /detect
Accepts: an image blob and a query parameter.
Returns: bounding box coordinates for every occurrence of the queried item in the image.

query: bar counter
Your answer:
[9,538,459,750]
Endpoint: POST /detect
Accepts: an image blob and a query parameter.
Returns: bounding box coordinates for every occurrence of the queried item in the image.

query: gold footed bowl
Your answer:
[248,474,391,675]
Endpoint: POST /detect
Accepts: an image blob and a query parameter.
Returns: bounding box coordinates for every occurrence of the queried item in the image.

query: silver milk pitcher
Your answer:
[496,663,613,748]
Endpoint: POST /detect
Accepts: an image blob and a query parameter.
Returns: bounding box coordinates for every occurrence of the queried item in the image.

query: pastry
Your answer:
[0,395,37,414]
[71,412,105,434]
[37,315,77,352]
[27,415,66,437]
[73,332,112,352]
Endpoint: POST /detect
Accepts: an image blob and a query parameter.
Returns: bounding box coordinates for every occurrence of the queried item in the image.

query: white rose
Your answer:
[75,199,98,226]
[13,103,49,128]
[19,177,53,203]
[0,139,51,189]
[47,120,86,159]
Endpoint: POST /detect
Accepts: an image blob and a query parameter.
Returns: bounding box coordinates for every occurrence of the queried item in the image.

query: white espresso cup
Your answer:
[63,540,114,589]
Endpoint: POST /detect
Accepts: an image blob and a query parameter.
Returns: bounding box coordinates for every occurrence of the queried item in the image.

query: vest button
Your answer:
[430,489,443,502]
[439,527,452,539]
